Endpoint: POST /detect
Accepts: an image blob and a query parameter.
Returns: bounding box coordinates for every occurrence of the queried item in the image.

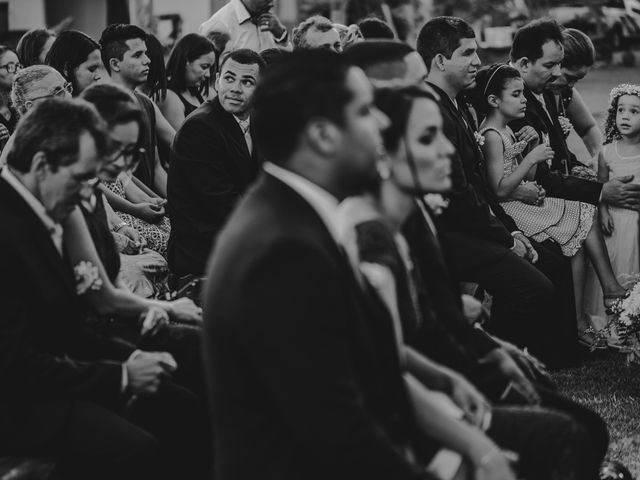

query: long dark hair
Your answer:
[16,29,56,67]
[45,30,101,96]
[144,34,167,103]
[166,33,215,98]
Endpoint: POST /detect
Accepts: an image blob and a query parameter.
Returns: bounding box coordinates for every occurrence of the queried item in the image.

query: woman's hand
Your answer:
[600,208,614,236]
[524,144,554,166]
[448,373,491,428]
[473,447,517,480]
[133,202,165,223]
[167,297,203,323]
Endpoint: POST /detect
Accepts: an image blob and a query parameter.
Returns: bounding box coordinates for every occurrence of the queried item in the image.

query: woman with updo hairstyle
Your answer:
[548,28,601,164]
[16,28,56,67]
[158,33,216,130]
[45,30,104,96]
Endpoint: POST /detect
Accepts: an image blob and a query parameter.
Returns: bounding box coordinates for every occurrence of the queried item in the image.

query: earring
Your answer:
[377,161,391,180]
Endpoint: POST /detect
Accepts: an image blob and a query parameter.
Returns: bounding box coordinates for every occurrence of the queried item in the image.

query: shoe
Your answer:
[577,330,607,350]
[606,337,626,350]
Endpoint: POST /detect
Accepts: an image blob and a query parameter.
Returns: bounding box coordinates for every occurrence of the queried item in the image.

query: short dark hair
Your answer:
[357,17,395,40]
[80,82,143,132]
[7,97,109,173]
[343,40,413,79]
[16,28,56,68]
[417,16,476,69]
[218,48,266,74]
[292,15,335,49]
[510,18,563,63]
[252,50,354,163]
[166,33,215,97]
[99,23,147,74]
[45,30,101,96]
[375,85,439,153]
[259,47,288,68]
[561,28,595,69]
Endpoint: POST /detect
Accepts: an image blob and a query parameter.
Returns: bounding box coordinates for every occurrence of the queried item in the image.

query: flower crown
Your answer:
[610,83,640,102]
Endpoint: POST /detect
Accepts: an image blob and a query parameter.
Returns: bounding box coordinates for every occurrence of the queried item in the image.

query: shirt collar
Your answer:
[263,161,340,243]
[233,115,251,133]
[1,166,63,253]
[232,0,253,25]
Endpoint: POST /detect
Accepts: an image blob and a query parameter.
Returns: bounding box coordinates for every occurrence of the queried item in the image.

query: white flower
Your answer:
[423,194,450,216]
[74,260,103,295]
[558,114,573,137]
[474,131,485,146]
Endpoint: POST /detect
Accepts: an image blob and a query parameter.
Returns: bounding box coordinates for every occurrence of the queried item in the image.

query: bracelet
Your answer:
[479,446,501,467]
[113,221,127,232]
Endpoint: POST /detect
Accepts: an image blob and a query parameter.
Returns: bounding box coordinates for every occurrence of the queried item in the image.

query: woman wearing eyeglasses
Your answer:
[0,46,20,135]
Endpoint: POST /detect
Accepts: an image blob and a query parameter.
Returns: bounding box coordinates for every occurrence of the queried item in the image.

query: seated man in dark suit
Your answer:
[509,18,640,210]
[0,98,208,480]
[168,48,265,279]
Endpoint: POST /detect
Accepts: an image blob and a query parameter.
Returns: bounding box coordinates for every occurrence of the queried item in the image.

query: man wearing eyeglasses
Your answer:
[0,98,207,480]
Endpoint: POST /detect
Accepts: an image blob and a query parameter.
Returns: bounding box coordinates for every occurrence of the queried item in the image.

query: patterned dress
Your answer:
[103,177,171,256]
[481,126,594,257]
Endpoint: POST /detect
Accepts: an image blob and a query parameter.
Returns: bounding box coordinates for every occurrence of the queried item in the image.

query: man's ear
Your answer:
[305,119,340,156]
[214,72,221,92]
[31,151,49,180]
[514,57,530,73]
[109,57,121,73]
[433,53,447,72]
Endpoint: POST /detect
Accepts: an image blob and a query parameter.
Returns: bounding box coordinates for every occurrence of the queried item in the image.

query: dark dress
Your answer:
[170,87,204,119]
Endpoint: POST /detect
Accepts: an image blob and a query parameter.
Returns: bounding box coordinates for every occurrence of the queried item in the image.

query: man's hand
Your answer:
[481,348,540,404]
[461,294,483,324]
[512,232,539,264]
[511,238,527,259]
[125,350,177,396]
[512,182,542,205]
[601,175,640,211]
[514,125,539,145]
[133,202,165,223]
[448,373,491,428]
[257,12,286,38]
[474,448,518,480]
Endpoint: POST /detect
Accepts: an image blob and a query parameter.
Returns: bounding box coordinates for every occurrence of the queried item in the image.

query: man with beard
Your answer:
[509,18,640,210]
[199,0,292,57]
[168,49,265,279]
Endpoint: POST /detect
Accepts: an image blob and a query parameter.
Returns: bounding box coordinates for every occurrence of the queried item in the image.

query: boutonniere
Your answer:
[423,193,450,216]
[474,131,485,146]
[558,114,573,138]
[74,260,103,295]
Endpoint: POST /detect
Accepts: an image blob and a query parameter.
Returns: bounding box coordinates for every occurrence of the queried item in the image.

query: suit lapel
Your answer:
[429,83,481,154]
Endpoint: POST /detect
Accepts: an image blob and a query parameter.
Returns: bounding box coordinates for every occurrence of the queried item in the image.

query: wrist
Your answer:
[113,221,128,232]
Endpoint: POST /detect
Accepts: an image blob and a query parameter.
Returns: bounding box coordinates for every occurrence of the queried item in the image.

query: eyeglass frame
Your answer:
[106,145,146,171]
[27,82,74,102]
[0,62,21,74]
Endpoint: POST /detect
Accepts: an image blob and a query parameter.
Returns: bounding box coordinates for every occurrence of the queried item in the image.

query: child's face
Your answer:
[493,77,527,120]
[616,94,640,137]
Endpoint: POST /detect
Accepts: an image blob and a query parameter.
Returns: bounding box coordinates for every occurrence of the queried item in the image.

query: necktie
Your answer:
[237,118,253,154]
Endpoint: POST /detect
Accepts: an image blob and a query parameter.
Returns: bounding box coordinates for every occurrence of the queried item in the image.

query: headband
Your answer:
[610,83,640,102]
[483,64,507,96]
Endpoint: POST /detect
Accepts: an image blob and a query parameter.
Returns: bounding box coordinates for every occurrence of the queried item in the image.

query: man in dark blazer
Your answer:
[168,48,265,278]
[509,18,640,210]
[202,50,446,480]
[0,99,207,480]
[418,17,578,366]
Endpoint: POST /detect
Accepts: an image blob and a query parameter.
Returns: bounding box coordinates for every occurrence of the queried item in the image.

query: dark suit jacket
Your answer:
[509,87,602,204]
[0,177,132,450]
[428,82,520,271]
[167,96,261,276]
[202,172,432,480]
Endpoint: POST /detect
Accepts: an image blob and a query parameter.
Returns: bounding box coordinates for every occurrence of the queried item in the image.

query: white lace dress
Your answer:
[481,126,594,257]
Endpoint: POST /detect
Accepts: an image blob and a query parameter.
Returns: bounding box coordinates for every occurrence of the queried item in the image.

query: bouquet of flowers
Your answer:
[605,278,640,363]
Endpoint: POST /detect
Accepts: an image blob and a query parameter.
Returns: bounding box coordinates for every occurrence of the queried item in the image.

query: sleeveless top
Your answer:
[169,87,204,118]
[480,125,594,257]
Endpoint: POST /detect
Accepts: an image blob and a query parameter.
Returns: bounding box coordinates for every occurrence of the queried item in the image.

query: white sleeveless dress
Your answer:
[480,126,594,257]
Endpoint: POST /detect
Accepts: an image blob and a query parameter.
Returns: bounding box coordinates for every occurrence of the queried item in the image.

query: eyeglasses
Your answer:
[28,82,74,102]
[0,62,21,74]
[108,146,146,170]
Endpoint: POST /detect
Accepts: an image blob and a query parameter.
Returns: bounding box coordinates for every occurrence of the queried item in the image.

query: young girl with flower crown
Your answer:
[583,84,640,344]
[469,63,626,349]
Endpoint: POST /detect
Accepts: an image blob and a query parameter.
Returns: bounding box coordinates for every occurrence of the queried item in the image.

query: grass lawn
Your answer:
[554,352,640,477]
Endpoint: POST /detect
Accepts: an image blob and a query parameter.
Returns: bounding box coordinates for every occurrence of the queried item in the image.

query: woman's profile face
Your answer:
[74,49,104,95]
[185,51,216,89]
[99,120,140,181]
[390,97,454,194]
[548,64,590,92]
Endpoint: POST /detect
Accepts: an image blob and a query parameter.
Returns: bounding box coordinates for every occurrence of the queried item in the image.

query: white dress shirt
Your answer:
[234,115,253,154]
[1,166,63,255]
[199,0,291,57]
[263,162,340,244]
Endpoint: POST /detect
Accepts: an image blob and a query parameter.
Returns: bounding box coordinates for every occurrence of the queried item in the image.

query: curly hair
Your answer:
[604,83,640,144]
